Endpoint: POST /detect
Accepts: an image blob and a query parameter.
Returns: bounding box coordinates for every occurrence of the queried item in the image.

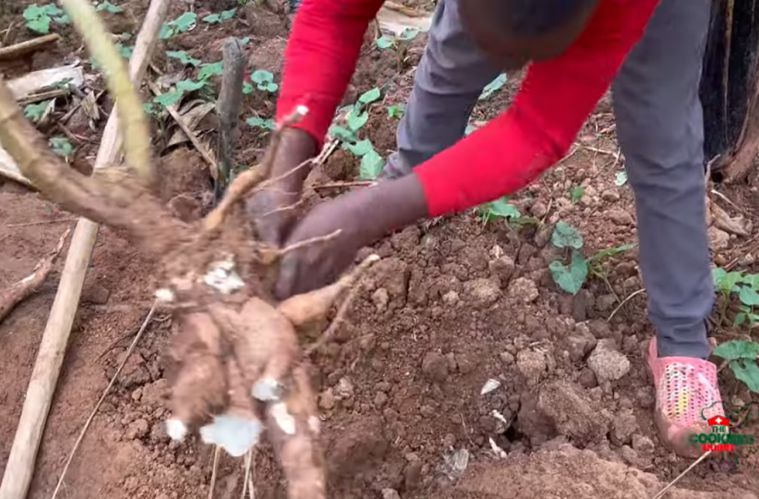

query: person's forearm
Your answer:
[276,0,384,147]
[415,0,659,216]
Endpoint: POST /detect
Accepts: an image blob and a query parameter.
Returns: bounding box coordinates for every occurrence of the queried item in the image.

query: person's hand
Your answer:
[246,128,317,246]
[275,174,429,299]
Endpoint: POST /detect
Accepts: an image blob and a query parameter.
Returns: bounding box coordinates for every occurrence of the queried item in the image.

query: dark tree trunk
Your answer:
[701,0,759,181]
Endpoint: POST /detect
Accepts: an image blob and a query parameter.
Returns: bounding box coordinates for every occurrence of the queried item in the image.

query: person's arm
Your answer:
[275,0,385,146]
[415,0,660,216]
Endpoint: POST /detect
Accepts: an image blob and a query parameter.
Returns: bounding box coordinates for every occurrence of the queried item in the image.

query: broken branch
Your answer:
[0,34,60,61]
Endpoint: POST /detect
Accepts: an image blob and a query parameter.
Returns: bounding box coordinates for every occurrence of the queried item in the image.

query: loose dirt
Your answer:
[1,1,758,498]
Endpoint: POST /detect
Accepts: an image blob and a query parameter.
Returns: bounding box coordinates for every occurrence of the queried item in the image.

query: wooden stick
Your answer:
[215,37,246,200]
[148,81,218,173]
[17,88,69,106]
[0,34,60,61]
[0,229,70,323]
[0,2,169,498]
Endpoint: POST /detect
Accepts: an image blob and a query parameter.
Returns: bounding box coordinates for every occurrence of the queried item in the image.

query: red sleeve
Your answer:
[415,0,660,216]
[275,0,384,146]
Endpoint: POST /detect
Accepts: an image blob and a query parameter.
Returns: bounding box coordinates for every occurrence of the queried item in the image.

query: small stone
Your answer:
[611,409,638,445]
[442,290,459,304]
[517,244,537,265]
[374,391,389,408]
[531,201,548,218]
[376,381,391,392]
[516,349,547,386]
[587,339,631,382]
[489,255,515,285]
[126,419,149,440]
[83,283,111,305]
[391,226,421,252]
[382,489,401,499]
[372,288,390,311]
[635,387,655,409]
[534,227,552,248]
[443,433,456,448]
[607,209,634,226]
[708,226,730,251]
[464,278,502,307]
[632,434,655,454]
[507,277,539,303]
[572,290,593,322]
[335,377,354,399]
[595,294,616,313]
[577,367,598,388]
[619,445,638,465]
[499,351,515,365]
[601,189,620,202]
[319,389,336,410]
[422,351,449,383]
[566,324,597,362]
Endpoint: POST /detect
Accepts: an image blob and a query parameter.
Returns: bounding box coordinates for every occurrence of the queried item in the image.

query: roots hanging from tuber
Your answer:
[0,5,382,499]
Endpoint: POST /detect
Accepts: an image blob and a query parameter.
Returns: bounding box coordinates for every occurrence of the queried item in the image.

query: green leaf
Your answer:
[739,286,759,306]
[329,125,356,142]
[713,268,743,295]
[251,69,274,84]
[399,27,420,41]
[570,185,585,204]
[713,340,759,361]
[116,43,133,59]
[26,16,51,35]
[24,100,51,122]
[359,87,381,105]
[221,8,237,20]
[173,11,198,32]
[242,82,254,95]
[49,136,73,158]
[246,116,275,131]
[360,148,384,180]
[159,23,175,40]
[198,61,224,80]
[479,74,507,101]
[376,35,394,50]
[551,221,584,250]
[347,110,369,131]
[465,123,478,136]
[730,359,759,393]
[176,79,205,93]
[96,1,124,14]
[735,313,747,327]
[588,243,635,264]
[263,81,278,93]
[239,36,251,46]
[154,90,184,108]
[483,198,521,221]
[615,171,628,186]
[344,139,374,157]
[550,251,589,295]
[54,13,70,25]
[166,50,201,66]
[387,104,405,119]
[203,13,222,24]
[143,102,158,115]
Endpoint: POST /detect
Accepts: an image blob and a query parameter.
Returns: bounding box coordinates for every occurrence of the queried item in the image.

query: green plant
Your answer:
[399,27,420,40]
[49,136,73,159]
[713,340,759,392]
[116,42,133,59]
[202,8,236,24]
[198,61,224,80]
[152,79,205,108]
[570,185,585,204]
[478,197,520,223]
[479,74,507,101]
[166,50,201,67]
[615,171,628,187]
[249,70,278,93]
[23,3,67,34]
[713,268,759,327]
[358,87,381,106]
[376,35,395,50]
[551,221,583,249]
[160,11,197,39]
[24,100,51,122]
[549,251,588,295]
[95,1,123,14]
[387,104,405,119]
[246,116,275,133]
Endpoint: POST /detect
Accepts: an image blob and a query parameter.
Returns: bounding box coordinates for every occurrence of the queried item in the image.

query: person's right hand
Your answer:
[245,128,317,246]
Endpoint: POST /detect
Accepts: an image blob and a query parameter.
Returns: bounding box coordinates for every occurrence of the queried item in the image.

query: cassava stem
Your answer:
[61,0,153,181]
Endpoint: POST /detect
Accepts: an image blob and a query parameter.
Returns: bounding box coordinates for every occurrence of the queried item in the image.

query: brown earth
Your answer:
[1,1,759,498]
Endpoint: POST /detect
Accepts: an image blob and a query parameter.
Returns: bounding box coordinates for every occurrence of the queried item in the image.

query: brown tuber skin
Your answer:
[0,71,378,498]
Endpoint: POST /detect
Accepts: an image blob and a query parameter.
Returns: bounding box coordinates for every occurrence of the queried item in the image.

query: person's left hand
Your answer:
[274,174,429,300]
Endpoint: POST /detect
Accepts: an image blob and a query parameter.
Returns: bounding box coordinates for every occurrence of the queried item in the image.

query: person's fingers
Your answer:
[274,251,300,300]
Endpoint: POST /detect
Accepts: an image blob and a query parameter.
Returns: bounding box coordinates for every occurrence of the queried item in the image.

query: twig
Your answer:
[1,21,15,47]
[383,0,428,17]
[276,229,341,257]
[208,445,221,499]
[0,34,60,60]
[51,302,157,499]
[148,81,218,172]
[6,218,75,228]
[313,180,375,191]
[314,138,339,166]
[241,450,254,499]
[17,88,70,106]
[215,37,246,200]
[652,451,712,499]
[0,228,70,323]
[711,189,745,214]
[258,198,305,218]
[306,281,362,356]
[607,288,645,322]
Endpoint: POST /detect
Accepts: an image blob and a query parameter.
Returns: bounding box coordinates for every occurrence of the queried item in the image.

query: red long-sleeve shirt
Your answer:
[276,0,659,216]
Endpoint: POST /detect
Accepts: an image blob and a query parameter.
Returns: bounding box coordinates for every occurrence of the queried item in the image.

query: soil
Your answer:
[2,1,759,499]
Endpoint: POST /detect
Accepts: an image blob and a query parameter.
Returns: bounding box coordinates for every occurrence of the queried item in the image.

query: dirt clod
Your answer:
[382,489,402,499]
[516,348,547,386]
[607,208,635,226]
[537,380,610,445]
[464,278,501,307]
[422,351,449,383]
[611,409,639,445]
[566,323,597,362]
[587,339,631,382]
[507,277,539,303]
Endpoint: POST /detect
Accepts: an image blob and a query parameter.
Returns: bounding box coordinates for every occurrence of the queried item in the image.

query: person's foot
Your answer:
[646,338,726,457]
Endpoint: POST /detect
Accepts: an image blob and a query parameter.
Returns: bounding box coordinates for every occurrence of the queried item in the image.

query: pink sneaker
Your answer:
[646,338,725,457]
